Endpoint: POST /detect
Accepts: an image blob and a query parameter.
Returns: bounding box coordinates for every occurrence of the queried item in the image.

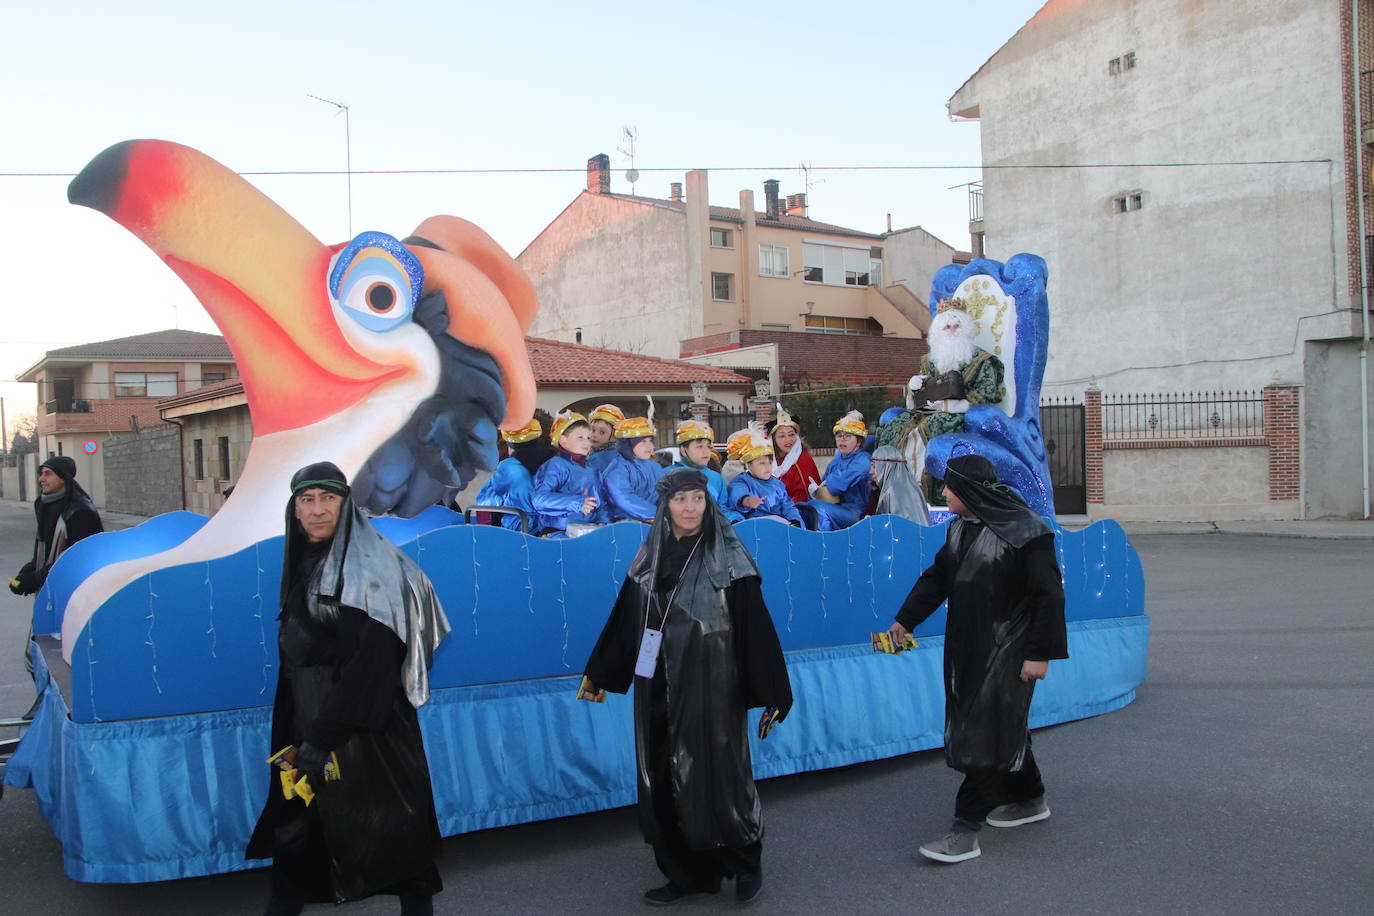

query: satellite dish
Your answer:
[626,168,640,183]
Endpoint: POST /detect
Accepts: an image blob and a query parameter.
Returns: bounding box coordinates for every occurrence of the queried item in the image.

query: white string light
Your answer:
[145,575,162,695]
[470,527,481,635]
[204,561,217,659]
[253,543,270,696]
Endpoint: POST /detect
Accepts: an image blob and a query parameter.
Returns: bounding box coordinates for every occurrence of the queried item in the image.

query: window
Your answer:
[203,372,226,384]
[709,227,732,248]
[1108,57,1122,76]
[1113,192,1145,213]
[803,315,882,336]
[803,242,876,287]
[114,371,178,397]
[193,439,204,480]
[758,243,790,278]
[711,272,734,301]
[869,259,884,289]
[218,436,231,480]
[1124,51,1137,70]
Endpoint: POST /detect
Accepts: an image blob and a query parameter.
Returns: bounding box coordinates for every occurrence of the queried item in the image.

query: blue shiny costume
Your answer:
[599,439,665,523]
[473,458,535,531]
[801,449,872,531]
[587,446,619,475]
[725,472,802,525]
[673,460,742,523]
[532,453,607,533]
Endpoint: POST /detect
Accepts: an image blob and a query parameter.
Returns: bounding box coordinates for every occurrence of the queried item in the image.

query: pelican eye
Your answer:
[328,230,425,334]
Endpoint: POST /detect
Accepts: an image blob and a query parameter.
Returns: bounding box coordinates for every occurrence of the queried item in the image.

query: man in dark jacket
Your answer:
[10,456,103,596]
[888,454,1066,864]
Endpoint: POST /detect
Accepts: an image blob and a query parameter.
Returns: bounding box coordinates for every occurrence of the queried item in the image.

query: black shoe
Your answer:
[735,868,763,904]
[643,883,698,906]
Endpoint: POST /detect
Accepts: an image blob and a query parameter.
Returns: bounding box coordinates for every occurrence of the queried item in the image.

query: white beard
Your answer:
[927,313,978,374]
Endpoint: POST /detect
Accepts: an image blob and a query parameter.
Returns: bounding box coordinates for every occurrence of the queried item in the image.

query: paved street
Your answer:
[1,501,1371,914]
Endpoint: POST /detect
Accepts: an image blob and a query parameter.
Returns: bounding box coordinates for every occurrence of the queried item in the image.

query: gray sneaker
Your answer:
[918,830,981,864]
[986,796,1050,828]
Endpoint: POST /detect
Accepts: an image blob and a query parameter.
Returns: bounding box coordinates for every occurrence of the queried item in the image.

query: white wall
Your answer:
[520,194,694,359]
[884,226,956,306]
[953,0,1352,397]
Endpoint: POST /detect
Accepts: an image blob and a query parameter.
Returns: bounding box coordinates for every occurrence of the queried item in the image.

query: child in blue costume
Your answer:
[532,411,606,536]
[724,427,803,526]
[799,411,872,531]
[599,415,665,523]
[473,418,555,533]
[587,403,625,475]
[672,419,742,523]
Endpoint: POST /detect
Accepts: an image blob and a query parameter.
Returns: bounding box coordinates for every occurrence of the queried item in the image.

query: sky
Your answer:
[0,0,1045,432]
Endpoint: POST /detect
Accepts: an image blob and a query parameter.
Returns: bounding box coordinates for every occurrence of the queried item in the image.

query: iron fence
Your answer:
[1039,397,1086,515]
[1102,390,1263,440]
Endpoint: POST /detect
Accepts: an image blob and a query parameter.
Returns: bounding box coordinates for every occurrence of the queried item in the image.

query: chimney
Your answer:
[670,182,683,202]
[763,179,780,220]
[786,193,808,218]
[586,153,610,194]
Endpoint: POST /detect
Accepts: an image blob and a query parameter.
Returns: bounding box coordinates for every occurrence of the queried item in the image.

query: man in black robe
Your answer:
[581,468,793,905]
[888,454,1066,864]
[247,462,451,915]
[10,455,103,596]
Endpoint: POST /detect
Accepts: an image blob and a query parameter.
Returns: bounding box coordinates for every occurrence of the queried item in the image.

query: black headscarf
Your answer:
[942,455,1052,549]
[627,468,758,594]
[281,461,451,707]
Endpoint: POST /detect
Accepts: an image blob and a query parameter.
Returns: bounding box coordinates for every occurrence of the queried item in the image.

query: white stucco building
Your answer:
[950,0,1374,518]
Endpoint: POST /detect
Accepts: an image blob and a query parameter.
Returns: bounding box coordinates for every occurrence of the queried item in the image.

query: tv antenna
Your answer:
[307,93,353,236]
[619,125,640,193]
[798,160,825,197]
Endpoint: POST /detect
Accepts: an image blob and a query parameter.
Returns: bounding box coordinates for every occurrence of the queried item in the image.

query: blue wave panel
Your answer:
[416,522,648,689]
[32,511,208,636]
[369,504,464,543]
[66,518,1143,723]
[70,538,285,723]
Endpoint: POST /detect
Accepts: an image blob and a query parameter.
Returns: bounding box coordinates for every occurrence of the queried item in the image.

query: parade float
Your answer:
[3,141,1147,882]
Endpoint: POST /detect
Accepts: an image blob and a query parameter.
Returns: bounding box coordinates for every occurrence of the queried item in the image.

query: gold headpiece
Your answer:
[614,416,656,439]
[500,418,542,444]
[588,404,625,425]
[727,426,773,465]
[675,419,715,445]
[550,410,588,443]
[832,410,867,437]
[936,297,968,314]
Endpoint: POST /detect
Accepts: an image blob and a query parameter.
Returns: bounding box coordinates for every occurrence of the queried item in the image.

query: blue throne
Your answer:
[923,254,1055,520]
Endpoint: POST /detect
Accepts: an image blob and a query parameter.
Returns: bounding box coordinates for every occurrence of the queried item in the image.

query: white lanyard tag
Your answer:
[634,628,664,678]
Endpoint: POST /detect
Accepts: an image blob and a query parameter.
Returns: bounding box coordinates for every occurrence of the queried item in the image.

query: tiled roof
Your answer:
[602,192,885,241]
[42,330,232,360]
[156,337,753,411]
[526,337,754,386]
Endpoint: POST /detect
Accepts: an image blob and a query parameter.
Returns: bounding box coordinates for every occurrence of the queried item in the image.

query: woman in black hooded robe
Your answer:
[888,454,1067,865]
[247,462,451,916]
[581,468,793,906]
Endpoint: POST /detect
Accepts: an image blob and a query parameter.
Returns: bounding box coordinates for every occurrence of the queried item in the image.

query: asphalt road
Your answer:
[1,502,1371,915]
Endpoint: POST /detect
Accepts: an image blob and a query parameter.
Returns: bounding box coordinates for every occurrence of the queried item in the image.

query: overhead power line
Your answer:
[0,158,1334,179]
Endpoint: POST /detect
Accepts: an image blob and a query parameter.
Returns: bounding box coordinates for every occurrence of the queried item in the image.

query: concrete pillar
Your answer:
[1085,387,1104,506]
[1262,385,1301,501]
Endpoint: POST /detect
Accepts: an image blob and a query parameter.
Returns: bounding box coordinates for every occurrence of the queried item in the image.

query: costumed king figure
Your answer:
[247,462,450,916]
[531,410,606,535]
[600,414,666,523]
[767,406,821,505]
[579,469,793,905]
[889,298,1006,507]
[886,455,1066,865]
[587,403,626,474]
[672,419,742,522]
[797,411,872,531]
[472,418,555,532]
[724,426,803,526]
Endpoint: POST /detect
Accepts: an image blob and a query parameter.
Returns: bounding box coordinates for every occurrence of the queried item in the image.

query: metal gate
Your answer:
[1039,399,1086,515]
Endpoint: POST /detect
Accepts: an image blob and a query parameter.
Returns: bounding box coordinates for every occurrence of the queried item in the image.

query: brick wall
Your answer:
[681,329,927,389]
[102,425,183,517]
[1341,1,1374,305]
[1085,388,1104,505]
[1262,385,1301,500]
